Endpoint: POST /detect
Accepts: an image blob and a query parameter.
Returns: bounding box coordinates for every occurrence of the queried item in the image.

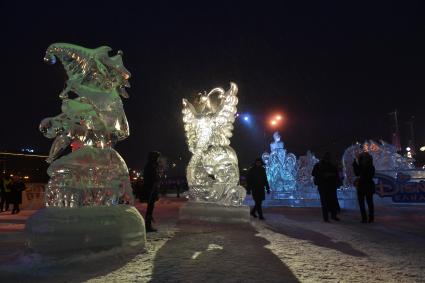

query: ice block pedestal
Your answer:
[26,205,146,254]
[179,202,250,223]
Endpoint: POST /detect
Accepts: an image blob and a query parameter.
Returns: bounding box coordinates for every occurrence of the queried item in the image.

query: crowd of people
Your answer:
[245,151,376,224]
[0,174,26,214]
[130,149,377,232]
[1,149,376,231]
[311,151,375,223]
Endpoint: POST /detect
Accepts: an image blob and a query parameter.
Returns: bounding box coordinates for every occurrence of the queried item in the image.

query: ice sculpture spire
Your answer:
[182,82,246,206]
[262,132,297,198]
[39,43,133,207]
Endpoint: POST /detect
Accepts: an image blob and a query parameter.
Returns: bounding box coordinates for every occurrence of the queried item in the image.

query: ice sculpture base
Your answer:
[243,188,359,209]
[26,205,146,254]
[179,202,250,223]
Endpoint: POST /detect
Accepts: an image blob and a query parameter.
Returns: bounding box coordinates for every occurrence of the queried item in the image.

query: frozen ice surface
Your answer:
[182,82,246,206]
[3,200,424,282]
[26,206,146,254]
[179,202,250,223]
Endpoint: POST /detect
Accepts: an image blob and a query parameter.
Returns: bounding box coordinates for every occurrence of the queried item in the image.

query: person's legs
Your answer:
[145,200,157,232]
[12,201,18,214]
[366,192,374,222]
[257,200,264,220]
[250,200,258,217]
[0,193,5,212]
[334,190,341,213]
[318,190,329,222]
[4,193,10,211]
[328,189,340,221]
[357,190,367,222]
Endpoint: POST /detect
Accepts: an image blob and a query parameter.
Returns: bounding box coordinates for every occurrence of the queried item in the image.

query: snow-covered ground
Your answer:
[1,198,424,282]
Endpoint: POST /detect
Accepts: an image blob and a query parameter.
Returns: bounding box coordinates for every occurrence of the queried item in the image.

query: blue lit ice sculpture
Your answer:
[262,132,297,199]
[182,82,246,206]
[26,43,145,254]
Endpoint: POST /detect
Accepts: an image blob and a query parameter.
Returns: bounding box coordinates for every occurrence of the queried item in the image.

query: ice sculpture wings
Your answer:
[182,82,238,152]
[182,82,246,206]
[44,43,131,99]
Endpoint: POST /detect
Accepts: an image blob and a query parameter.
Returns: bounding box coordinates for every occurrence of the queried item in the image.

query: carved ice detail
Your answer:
[40,43,133,207]
[182,82,246,206]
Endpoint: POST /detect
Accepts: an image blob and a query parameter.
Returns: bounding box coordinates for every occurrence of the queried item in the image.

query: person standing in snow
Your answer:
[1,174,12,213]
[312,152,341,222]
[10,176,26,214]
[247,158,270,220]
[141,151,162,232]
[353,152,376,223]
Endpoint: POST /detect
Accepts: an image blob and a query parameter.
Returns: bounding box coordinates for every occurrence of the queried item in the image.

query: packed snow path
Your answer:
[1,198,424,282]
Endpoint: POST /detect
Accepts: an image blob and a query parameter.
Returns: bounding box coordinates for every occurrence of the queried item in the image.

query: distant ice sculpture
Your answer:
[182,82,246,206]
[295,150,320,197]
[27,43,145,254]
[342,140,415,187]
[40,43,133,207]
[262,132,297,199]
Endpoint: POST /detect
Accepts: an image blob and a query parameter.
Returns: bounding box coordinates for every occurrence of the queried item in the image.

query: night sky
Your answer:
[1,1,425,169]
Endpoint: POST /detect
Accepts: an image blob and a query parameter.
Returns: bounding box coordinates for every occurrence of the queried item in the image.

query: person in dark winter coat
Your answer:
[247,158,270,220]
[0,174,5,212]
[142,151,162,232]
[10,176,26,214]
[353,152,376,223]
[312,152,341,222]
[1,174,12,212]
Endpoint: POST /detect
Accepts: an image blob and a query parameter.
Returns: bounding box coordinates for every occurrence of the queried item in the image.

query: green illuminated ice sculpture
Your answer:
[27,43,145,254]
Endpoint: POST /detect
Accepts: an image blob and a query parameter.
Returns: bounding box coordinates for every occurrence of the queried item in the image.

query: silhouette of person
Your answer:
[1,174,12,212]
[10,176,26,214]
[247,158,270,220]
[142,151,162,232]
[353,152,376,223]
[312,152,341,222]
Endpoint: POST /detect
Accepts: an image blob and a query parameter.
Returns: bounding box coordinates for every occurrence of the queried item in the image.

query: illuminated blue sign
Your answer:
[375,172,425,203]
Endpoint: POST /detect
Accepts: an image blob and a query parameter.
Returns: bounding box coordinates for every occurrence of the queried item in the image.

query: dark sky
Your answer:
[1,1,425,169]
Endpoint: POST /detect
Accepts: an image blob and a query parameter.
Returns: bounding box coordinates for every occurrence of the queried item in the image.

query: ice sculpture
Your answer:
[297,151,319,192]
[342,140,415,187]
[26,43,145,254]
[40,43,133,206]
[182,82,246,206]
[262,132,297,198]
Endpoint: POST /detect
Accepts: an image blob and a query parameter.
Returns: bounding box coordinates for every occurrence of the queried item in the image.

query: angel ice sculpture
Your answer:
[40,43,133,207]
[262,132,297,199]
[182,82,246,206]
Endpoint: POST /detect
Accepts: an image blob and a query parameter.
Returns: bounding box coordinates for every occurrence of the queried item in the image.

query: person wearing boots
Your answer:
[247,158,270,220]
[142,151,162,232]
[353,152,376,223]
